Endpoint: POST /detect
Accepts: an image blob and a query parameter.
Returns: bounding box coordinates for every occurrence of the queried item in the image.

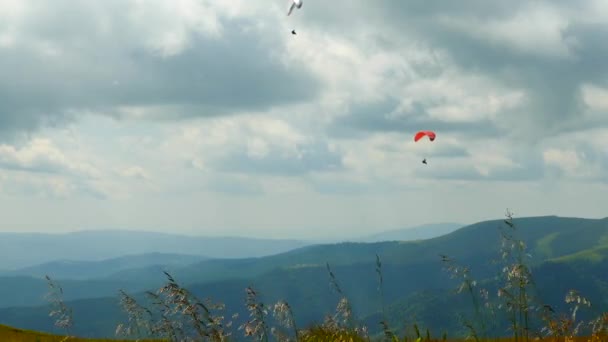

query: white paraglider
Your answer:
[287,0,303,16]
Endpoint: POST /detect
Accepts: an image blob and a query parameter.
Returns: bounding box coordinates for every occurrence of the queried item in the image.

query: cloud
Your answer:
[543,149,581,174]
[119,166,150,180]
[306,171,422,195]
[0,169,108,200]
[540,129,608,183]
[215,140,343,176]
[328,96,508,141]
[291,0,608,187]
[0,1,607,236]
[304,0,608,142]
[582,84,608,111]
[0,0,321,136]
[0,138,99,178]
[156,115,344,177]
[0,137,116,199]
[203,174,264,196]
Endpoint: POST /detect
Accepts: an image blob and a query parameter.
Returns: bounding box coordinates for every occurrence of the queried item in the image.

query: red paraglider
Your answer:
[414,131,436,142]
[414,131,436,165]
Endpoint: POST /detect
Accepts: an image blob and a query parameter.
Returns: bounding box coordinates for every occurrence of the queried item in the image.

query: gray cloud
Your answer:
[214,141,343,176]
[328,97,504,140]
[302,1,608,144]
[0,139,99,179]
[427,144,470,158]
[415,164,482,181]
[5,0,605,145]
[307,176,421,195]
[415,163,545,182]
[0,1,607,236]
[566,142,608,183]
[380,3,608,138]
[485,160,546,182]
[1,1,606,186]
[0,2,321,136]
[414,146,546,182]
[0,175,107,200]
[203,176,264,196]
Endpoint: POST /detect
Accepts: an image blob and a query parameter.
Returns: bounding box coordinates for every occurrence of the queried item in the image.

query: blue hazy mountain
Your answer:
[0,230,312,270]
[353,222,463,242]
[1,252,208,280]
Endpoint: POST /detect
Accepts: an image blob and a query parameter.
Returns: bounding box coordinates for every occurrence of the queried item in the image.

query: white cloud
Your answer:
[543,149,581,174]
[128,0,223,57]
[436,2,576,59]
[418,74,526,123]
[120,165,150,180]
[158,115,310,170]
[0,138,100,178]
[582,84,608,111]
[0,1,607,237]
[573,0,608,25]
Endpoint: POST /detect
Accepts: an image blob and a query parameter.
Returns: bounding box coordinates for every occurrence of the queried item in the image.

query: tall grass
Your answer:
[497,209,534,341]
[45,275,74,342]
[39,209,608,342]
[115,271,230,341]
[239,286,269,341]
[438,210,608,342]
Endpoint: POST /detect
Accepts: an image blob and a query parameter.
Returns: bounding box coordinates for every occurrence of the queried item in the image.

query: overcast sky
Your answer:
[0,0,606,239]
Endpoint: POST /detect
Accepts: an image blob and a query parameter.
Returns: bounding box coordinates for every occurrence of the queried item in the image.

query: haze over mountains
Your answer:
[0,215,607,339]
[0,230,308,270]
[0,223,462,271]
[0,221,463,308]
[1,253,208,280]
[353,222,462,242]
[0,221,462,308]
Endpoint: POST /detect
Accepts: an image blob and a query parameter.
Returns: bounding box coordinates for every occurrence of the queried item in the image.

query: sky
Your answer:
[0,0,606,239]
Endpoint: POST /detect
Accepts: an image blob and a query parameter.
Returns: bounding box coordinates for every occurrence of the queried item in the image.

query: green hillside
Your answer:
[0,216,607,339]
[103,216,608,286]
[5,215,602,310]
[548,244,608,264]
[0,323,162,341]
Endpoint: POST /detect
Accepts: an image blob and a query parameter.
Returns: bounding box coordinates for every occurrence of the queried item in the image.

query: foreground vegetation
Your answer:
[0,324,159,342]
[5,210,608,341]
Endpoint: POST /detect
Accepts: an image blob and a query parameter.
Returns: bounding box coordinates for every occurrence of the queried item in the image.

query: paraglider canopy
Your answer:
[414,131,436,142]
[287,0,303,16]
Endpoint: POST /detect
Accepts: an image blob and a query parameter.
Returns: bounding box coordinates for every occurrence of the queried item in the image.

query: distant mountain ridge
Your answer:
[0,222,465,271]
[1,215,607,339]
[353,222,463,242]
[0,252,208,280]
[0,230,311,270]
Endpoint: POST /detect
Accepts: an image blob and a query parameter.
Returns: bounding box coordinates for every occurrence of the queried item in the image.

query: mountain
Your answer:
[1,216,607,339]
[0,230,312,270]
[367,249,608,338]
[0,253,211,308]
[0,227,467,309]
[1,252,208,280]
[151,215,607,286]
[354,222,463,242]
[0,275,154,308]
[0,223,465,272]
